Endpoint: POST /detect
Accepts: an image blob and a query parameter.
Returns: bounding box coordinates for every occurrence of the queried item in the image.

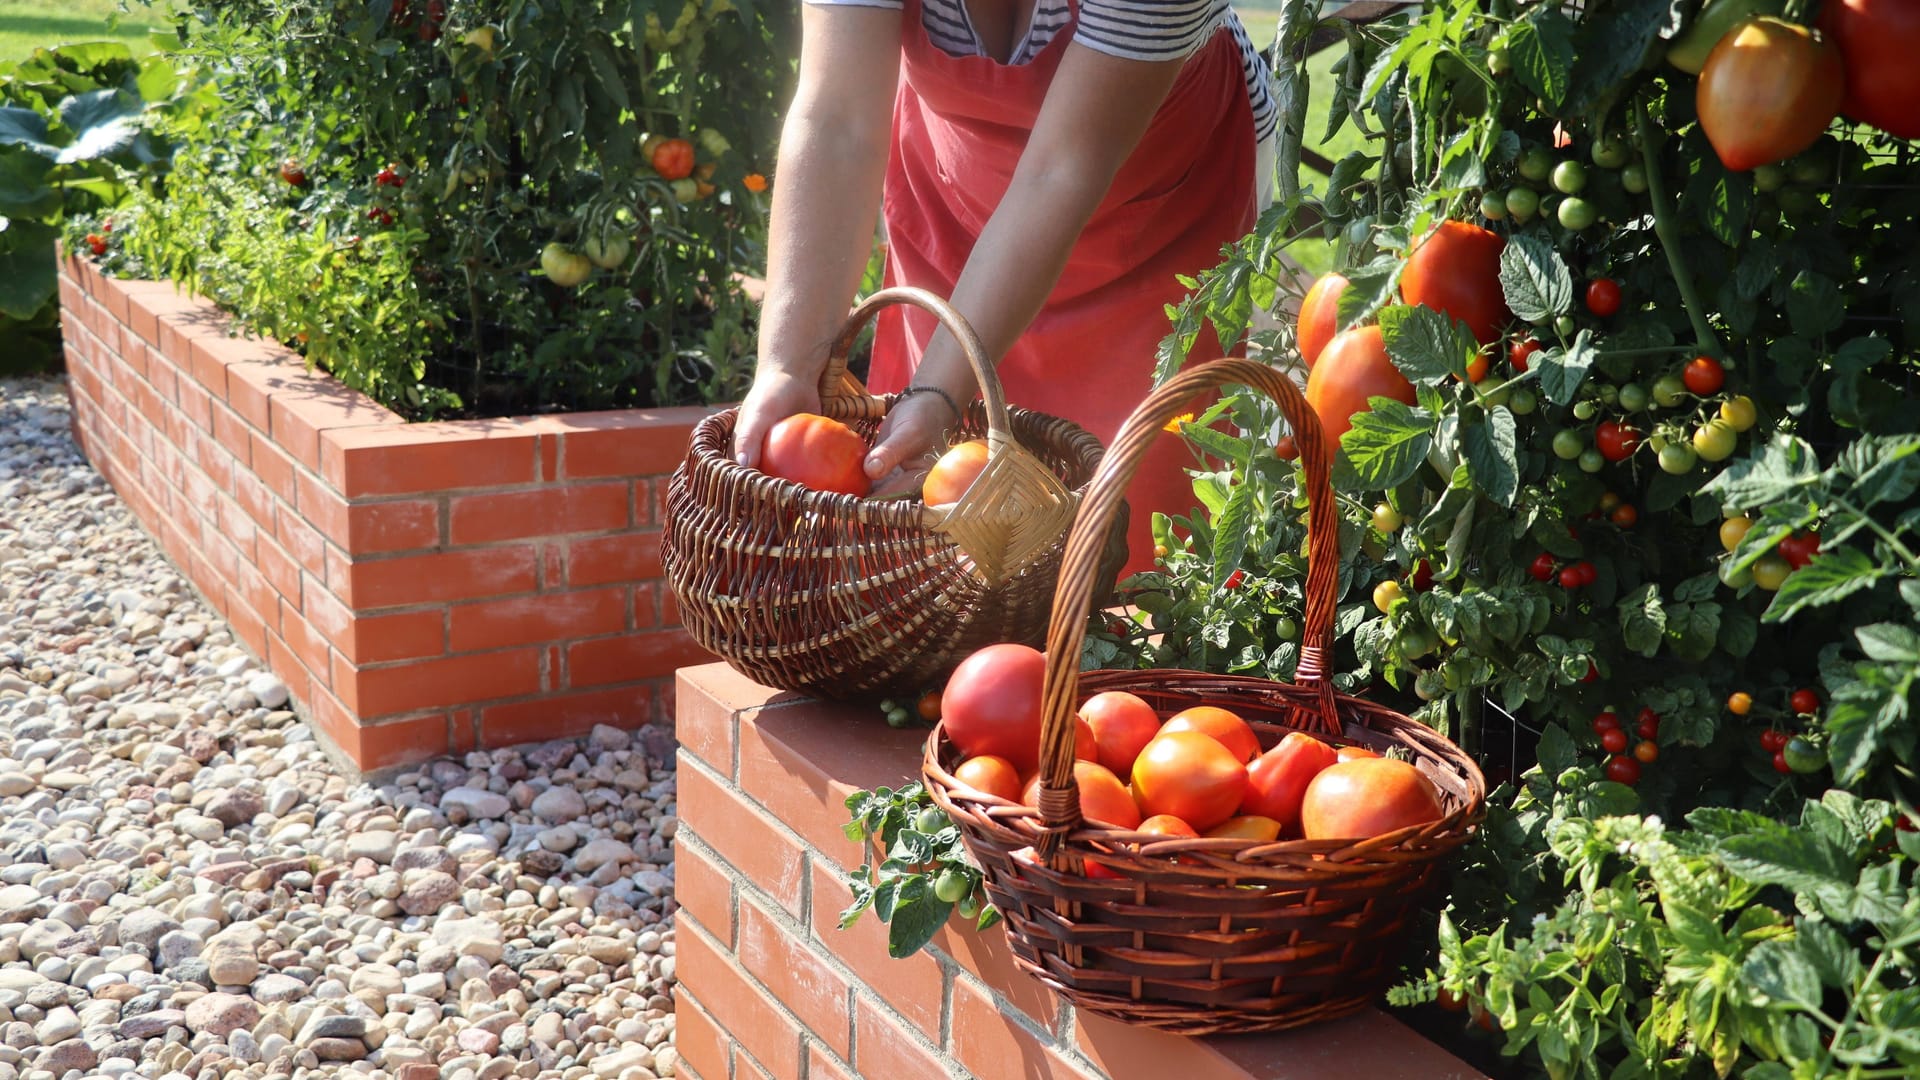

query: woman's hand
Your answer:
[863,390,956,496]
[732,370,821,468]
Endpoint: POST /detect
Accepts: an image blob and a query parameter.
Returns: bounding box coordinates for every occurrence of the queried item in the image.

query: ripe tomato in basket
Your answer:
[1131,731,1248,832]
[1079,691,1161,776]
[944,644,1046,772]
[1300,758,1444,840]
[952,755,1022,802]
[1241,732,1339,831]
[1159,706,1261,763]
[923,439,989,506]
[759,413,870,496]
[1021,760,1140,829]
[1204,815,1283,841]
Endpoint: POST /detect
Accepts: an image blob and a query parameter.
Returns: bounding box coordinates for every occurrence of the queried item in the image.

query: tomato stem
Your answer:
[1633,100,1724,358]
[1829,494,1920,570]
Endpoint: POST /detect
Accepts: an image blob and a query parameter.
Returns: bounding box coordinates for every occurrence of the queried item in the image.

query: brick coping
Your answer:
[672,660,1492,1080]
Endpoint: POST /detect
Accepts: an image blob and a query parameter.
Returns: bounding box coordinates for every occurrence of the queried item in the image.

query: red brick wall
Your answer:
[56,253,716,771]
[672,662,1490,1080]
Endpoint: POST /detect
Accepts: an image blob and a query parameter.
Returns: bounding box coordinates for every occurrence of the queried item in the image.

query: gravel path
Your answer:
[0,378,680,1080]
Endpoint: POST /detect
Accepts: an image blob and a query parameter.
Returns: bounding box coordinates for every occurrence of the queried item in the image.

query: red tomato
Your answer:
[1297,272,1350,369]
[1138,814,1198,838]
[1592,711,1622,733]
[1601,728,1629,754]
[1559,566,1585,589]
[923,440,988,506]
[1399,220,1512,345]
[1611,504,1639,529]
[1274,435,1299,461]
[1682,356,1726,396]
[943,644,1045,773]
[1820,0,1920,138]
[1300,759,1444,840]
[1075,716,1100,763]
[1131,732,1249,832]
[1594,421,1641,462]
[1585,278,1622,317]
[1337,745,1381,762]
[1509,336,1541,372]
[1573,560,1597,586]
[1241,732,1338,831]
[1780,531,1821,569]
[1021,760,1141,829]
[1304,325,1417,457]
[1606,755,1642,784]
[952,755,1022,802]
[1635,708,1660,739]
[1465,354,1490,384]
[651,138,697,181]
[1410,559,1435,592]
[1697,17,1844,171]
[1529,553,1558,581]
[1791,688,1821,715]
[1773,751,1792,774]
[1160,706,1261,764]
[1079,692,1162,777]
[759,413,870,496]
[1204,815,1283,841]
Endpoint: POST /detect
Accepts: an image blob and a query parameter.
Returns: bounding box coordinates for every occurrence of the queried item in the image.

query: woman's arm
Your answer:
[861,44,1186,483]
[733,4,901,468]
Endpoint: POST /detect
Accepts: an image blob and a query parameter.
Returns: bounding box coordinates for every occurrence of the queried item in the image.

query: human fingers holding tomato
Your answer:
[861,389,959,497]
[732,370,822,469]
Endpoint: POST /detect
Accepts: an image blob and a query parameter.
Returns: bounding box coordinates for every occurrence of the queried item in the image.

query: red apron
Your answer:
[871,0,1257,576]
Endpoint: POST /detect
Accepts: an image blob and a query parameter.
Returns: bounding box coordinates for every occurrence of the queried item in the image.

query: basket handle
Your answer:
[1031,359,1343,847]
[817,286,1014,448]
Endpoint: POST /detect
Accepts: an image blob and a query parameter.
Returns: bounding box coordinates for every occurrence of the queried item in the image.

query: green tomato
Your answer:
[1719,557,1753,588]
[1552,160,1589,195]
[1693,420,1739,462]
[1275,616,1300,641]
[1554,315,1576,337]
[1414,669,1447,702]
[1652,374,1687,408]
[1590,135,1631,169]
[1667,0,1786,74]
[1506,187,1540,222]
[1509,388,1538,415]
[915,807,947,834]
[1578,447,1606,473]
[1488,46,1512,76]
[1398,624,1441,660]
[1620,162,1649,194]
[1596,384,1618,406]
[957,892,981,918]
[1789,137,1836,185]
[1573,400,1598,421]
[1782,737,1827,774]
[1752,553,1793,591]
[933,867,971,903]
[1617,382,1649,412]
[1552,429,1585,460]
[1480,191,1509,220]
[1518,147,1554,182]
[1753,163,1787,192]
[1372,503,1404,533]
[1657,443,1698,474]
[1557,196,1597,230]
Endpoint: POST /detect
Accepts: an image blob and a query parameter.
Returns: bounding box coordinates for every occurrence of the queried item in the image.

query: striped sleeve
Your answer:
[1073,0,1223,62]
[802,0,906,10]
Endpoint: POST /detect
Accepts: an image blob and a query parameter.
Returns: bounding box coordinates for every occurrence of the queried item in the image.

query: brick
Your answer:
[551,409,711,479]
[337,648,542,717]
[566,629,712,687]
[739,703,928,866]
[270,384,401,471]
[176,378,211,433]
[301,574,354,647]
[344,547,539,610]
[321,424,538,498]
[196,431,236,493]
[222,362,280,431]
[564,531,662,586]
[853,995,952,1080]
[478,686,654,747]
[448,482,629,545]
[234,564,281,637]
[345,609,446,664]
[810,862,945,1038]
[227,596,268,657]
[450,588,626,652]
[737,898,853,1056]
[950,976,1094,1080]
[346,499,440,554]
[675,916,804,1080]
[277,510,329,580]
[670,985,729,1080]
[254,534,302,614]
[249,432,297,503]
[734,1050,775,1080]
[933,905,1063,1032]
[675,664,801,777]
[807,1043,855,1080]
[262,631,314,709]
[234,469,275,534]
[280,602,334,691]
[670,836,736,947]
[295,471,351,548]
[678,761,807,917]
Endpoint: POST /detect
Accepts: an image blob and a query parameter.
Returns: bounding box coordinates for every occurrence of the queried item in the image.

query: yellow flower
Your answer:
[1163,412,1195,434]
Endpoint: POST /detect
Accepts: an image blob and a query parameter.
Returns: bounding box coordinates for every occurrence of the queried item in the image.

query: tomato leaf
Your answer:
[1564,0,1681,114]
[1322,150,1376,218]
[1786,271,1845,338]
[1332,398,1434,491]
[1742,940,1825,1012]
[1856,622,1920,664]
[1499,234,1573,325]
[1666,601,1720,663]
[1537,722,1576,776]
[1534,331,1596,407]
[1763,548,1890,623]
[1619,584,1667,657]
[1335,256,1402,333]
[1683,154,1752,247]
[1463,407,1518,507]
[1382,304,1471,385]
[1507,7,1576,108]
[1699,436,1822,507]
[1718,606,1758,659]
[1210,477,1255,588]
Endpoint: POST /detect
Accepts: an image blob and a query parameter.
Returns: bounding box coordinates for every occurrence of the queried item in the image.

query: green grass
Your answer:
[0,0,165,66]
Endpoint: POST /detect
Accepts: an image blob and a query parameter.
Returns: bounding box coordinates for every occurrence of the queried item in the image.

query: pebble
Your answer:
[0,378,683,1079]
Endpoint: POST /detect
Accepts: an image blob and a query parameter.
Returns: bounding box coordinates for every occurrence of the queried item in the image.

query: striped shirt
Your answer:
[807,0,1278,142]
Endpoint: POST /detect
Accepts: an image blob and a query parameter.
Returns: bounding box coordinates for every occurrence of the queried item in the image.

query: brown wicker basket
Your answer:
[922,357,1487,1036]
[663,287,1126,701]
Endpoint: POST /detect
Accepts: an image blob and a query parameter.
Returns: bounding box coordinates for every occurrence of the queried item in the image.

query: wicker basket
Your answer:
[663,287,1126,701]
[922,357,1487,1036]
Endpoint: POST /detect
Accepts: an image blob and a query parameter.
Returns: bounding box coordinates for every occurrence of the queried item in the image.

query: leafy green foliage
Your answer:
[840,783,998,958]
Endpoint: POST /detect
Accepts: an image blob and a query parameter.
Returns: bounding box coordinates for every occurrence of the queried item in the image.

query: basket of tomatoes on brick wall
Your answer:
[920,357,1486,1035]
[664,287,1126,701]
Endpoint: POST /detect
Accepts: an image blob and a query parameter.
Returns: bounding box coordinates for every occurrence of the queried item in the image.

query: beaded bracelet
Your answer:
[897,384,963,423]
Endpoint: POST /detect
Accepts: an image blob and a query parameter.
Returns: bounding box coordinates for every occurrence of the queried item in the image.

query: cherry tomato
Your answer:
[1601,728,1629,754]
[86,234,107,257]
[1559,566,1585,589]
[1600,492,1622,513]
[1752,554,1794,591]
[1729,692,1754,715]
[1782,737,1826,773]
[1579,448,1606,474]
[1552,160,1589,194]
[1611,504,1638,528]
[1621,161,1649,193]
[1274,435,1299,461]
[1693,421,1739,463]
[1591,133,1632,168]
[279,159,308,187]
[1584,278,1622,318]
[1373,579,1404,613]
[1790,688,1820,715]
[1606,756,1641,785]
[1658,443,1699,475]
[1372,503,1404,533]
[1652,374,1688,408]
[1635,710,1660,740]
[1573,560,1598,586]
[1518,147,1553,182]
[1584,660,1600,684]
[1399,220,1511,345]
[1509,336,1541,371]
[917,690,943,723]
[1410,560,1435,592]
[1779,531,1821,569]
[1479,191,1508,220]
[651,138,697,181]
[1820,0,1920,139]
[1634,740,1660,764]
[1698,17,1844,171]
[1595,420,1641,462]
[1618,382,1649,412]
[1505,187,1540,221]
[1683,356,1727,395]
[1530,553,1558,581]
[1304,326,1416,456]
[1773,751,1792,775]
[1720,395,1758,432]
[1558,197,1597,231]
[1761,729,1787,753]
[1720,516,1754,552]
[1465,354,1491,383]
[1552,429,1586,460]
[1592,710,1623,733]
[1296,273,1350,368]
